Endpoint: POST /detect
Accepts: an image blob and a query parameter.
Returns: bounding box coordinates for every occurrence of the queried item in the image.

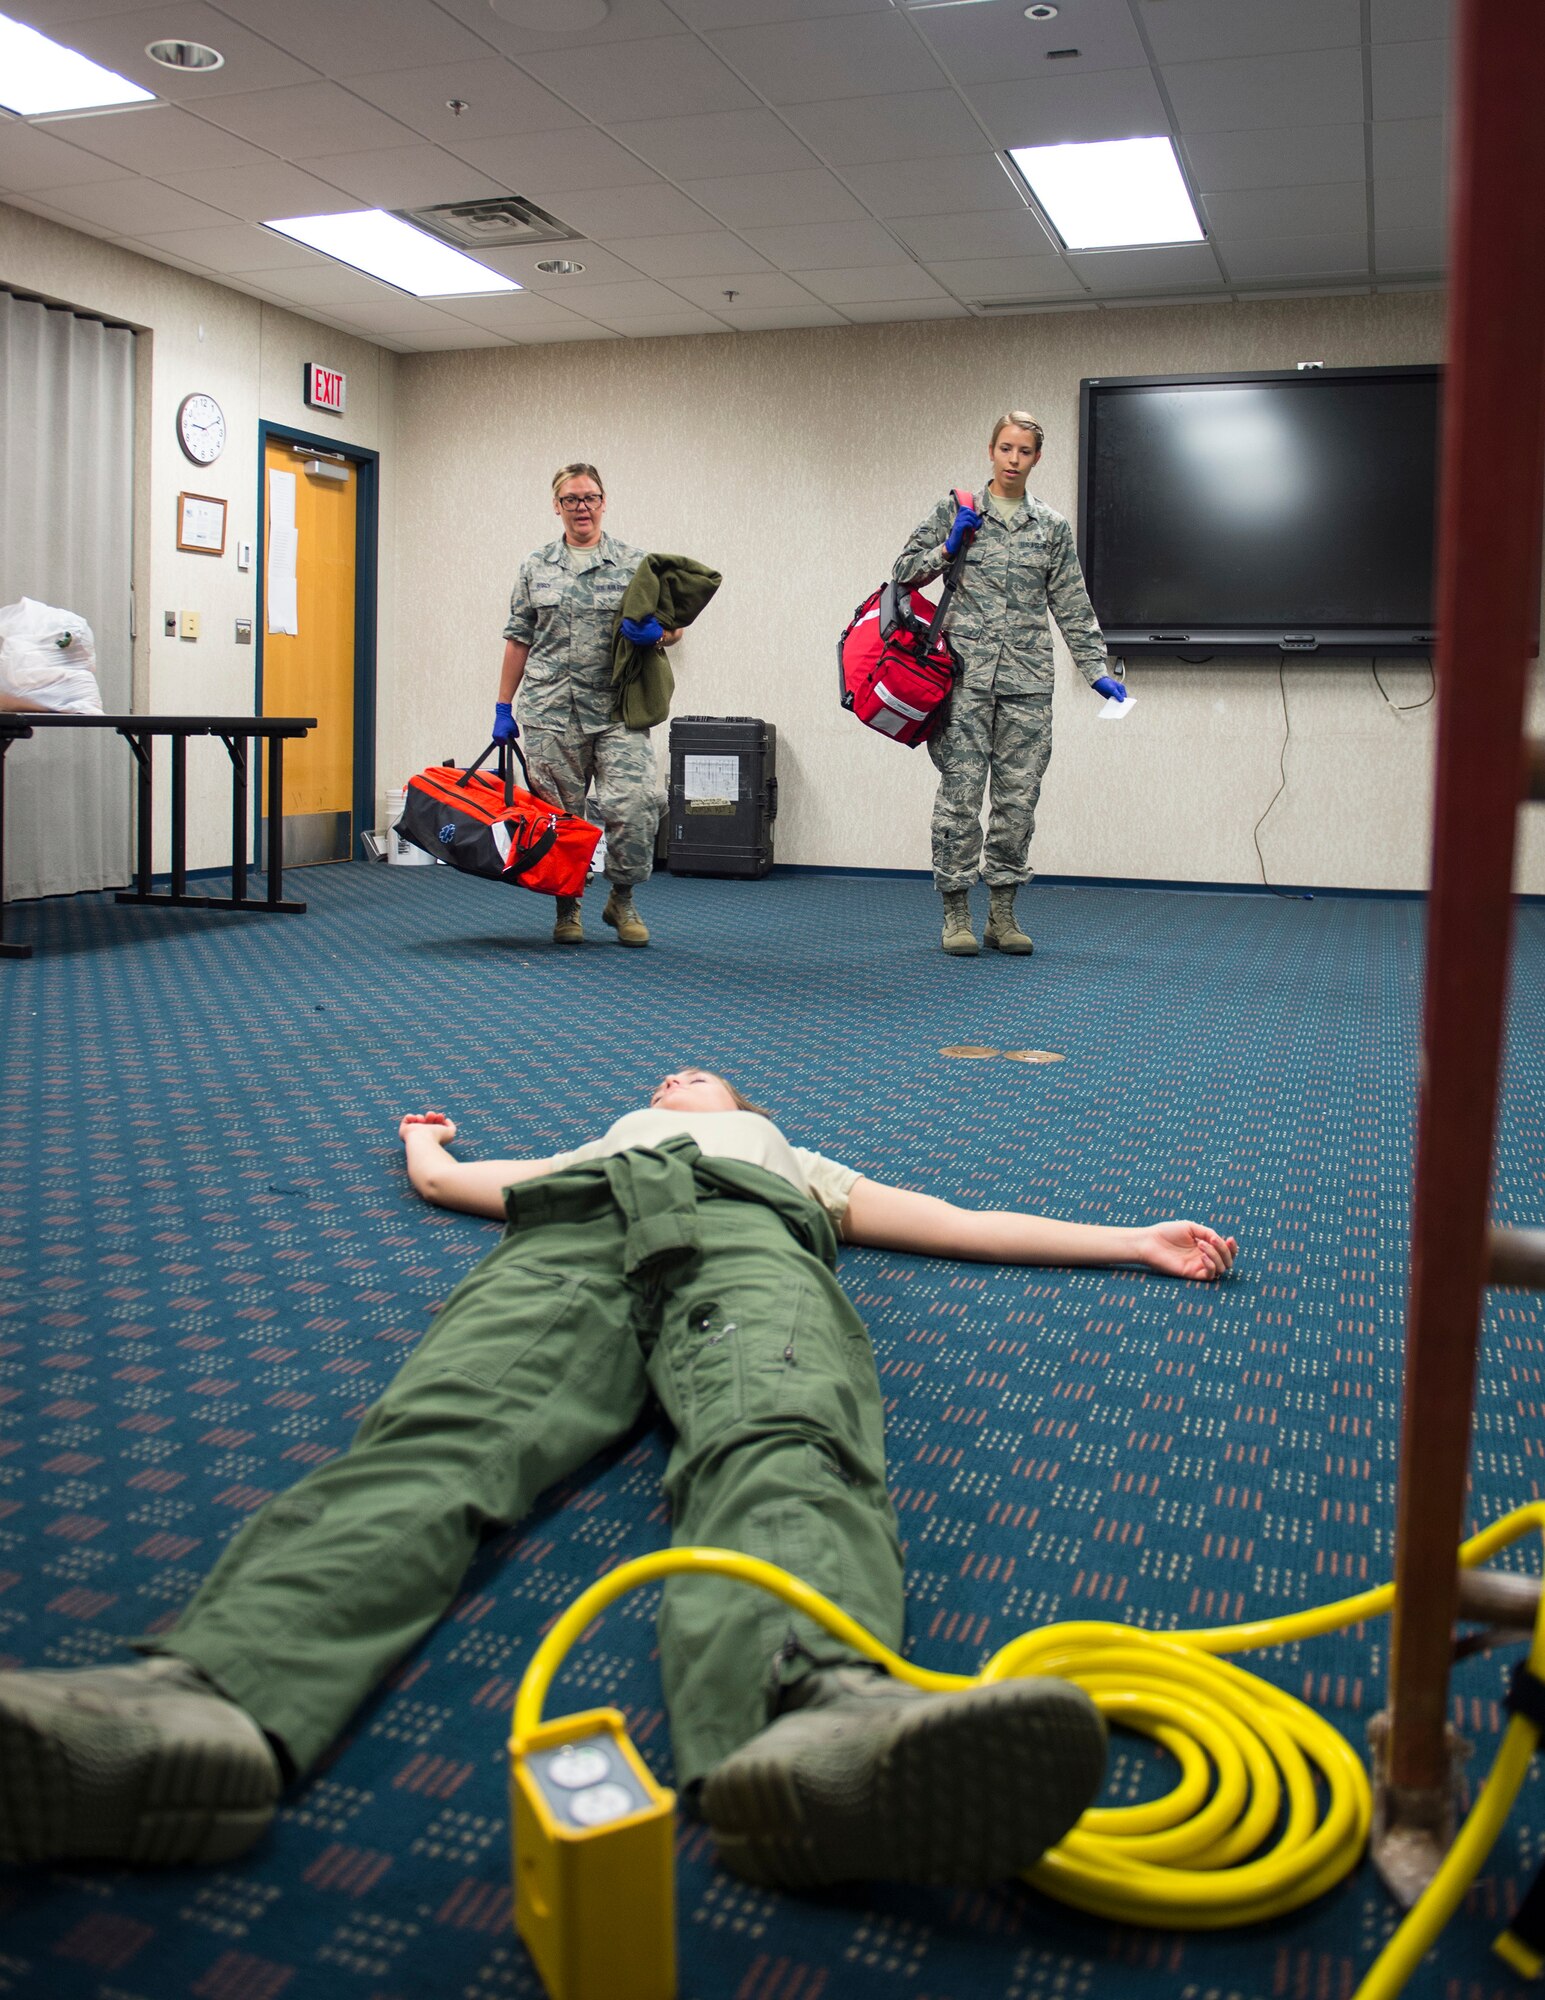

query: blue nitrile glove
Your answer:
[620,614,664,647]
[944,501,981,559]
[493,701,518,742]
[1093,675,1127,702]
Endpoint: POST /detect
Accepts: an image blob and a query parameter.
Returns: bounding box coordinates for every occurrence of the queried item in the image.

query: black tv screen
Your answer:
[1077,366,1442,657]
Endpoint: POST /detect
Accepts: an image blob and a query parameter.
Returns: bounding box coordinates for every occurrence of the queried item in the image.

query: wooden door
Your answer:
[262,440,356,863]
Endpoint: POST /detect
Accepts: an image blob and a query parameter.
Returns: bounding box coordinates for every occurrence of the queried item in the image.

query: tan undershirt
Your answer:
[543,1109,861,1224]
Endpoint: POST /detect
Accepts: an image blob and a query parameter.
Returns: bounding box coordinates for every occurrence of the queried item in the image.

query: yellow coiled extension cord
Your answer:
[513,1501,1545,2000]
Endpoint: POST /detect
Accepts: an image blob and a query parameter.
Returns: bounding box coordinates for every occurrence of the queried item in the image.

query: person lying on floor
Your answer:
[0,1070,1236,1892]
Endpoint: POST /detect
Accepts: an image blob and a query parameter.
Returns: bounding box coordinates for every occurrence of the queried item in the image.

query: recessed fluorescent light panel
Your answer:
[1008,137,1204,251]
[0,11,155,117]
[263,211,520,298]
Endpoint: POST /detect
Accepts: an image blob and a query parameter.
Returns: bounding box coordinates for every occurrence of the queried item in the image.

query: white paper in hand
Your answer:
[1099,691,1135,721]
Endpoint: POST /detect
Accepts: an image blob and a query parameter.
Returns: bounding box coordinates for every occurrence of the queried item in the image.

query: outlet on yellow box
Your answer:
[179,611,200,640]
[510,1707,675,2000]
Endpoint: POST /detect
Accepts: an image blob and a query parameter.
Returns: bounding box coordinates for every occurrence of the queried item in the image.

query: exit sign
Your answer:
[303,363,346,414]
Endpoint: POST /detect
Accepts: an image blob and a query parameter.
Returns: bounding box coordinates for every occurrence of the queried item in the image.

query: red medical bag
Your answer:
[394,741,601,897]
[838,488,976,748]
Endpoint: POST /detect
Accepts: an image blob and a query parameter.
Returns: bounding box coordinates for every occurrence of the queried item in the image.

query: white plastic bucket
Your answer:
[386,787,432,865]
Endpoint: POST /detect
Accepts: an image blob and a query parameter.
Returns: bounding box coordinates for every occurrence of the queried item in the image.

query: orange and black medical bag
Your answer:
[394,740,601,897]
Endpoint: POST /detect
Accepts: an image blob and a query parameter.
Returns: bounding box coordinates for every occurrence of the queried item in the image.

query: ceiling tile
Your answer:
[610,109,818,179]
[1371,40,1448,122]
[555,182,719,237]
[0,118,140,192]
[1063,242,1223,292]
[366,323,514,348]
[1183,123,1366,193]
[1,0,195,20]
[520,36,757,124]
[0,190,125,238]
[838,296,969,322]
[892,207,1057,262]
[798,261,944,303]
[670,0,891,25]
[465,242,645,286]
[134,222,330,271]
[923,253,1083,300]
[782,89,986,166]
[1141,0,1360,63]
[190,83,420,159]
[601,229,768,276]
[156,160,371,222]
[450,129,661,192]
[343,59,587,143]
[1200,181,1366,239]
[1213,231,1370,280]
[665,268,821,307]
[430,0,682,56]
[740,216,902,268]
[1163,49,1366,134]
[213,0,490,80]
[714,301,847,327]
[1373,176,1442,230]
[317,295,479,333]
[1372,117,1445,182]
[678,166,865,226]
[966,67,1169,149]
[513,320,623,341]
[840,153,1025,220]
[1375,225,1444,272]
[706,13,944,104]
[257,264,412,306]
[598,311,732,336]
[1371,0,1451,43]
[530,277,687,315]
[302,144,509,208]
[43,5,321,99]
[25,174,237,232]
[914,0,1148,86]
[436,293,606,331]
[37,103,268,176]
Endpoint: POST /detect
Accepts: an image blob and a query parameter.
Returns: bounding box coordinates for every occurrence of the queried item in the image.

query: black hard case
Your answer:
[666,715,777,879]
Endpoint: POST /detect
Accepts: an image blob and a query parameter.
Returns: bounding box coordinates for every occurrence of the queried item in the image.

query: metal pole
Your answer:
[1387,0,1545,1794]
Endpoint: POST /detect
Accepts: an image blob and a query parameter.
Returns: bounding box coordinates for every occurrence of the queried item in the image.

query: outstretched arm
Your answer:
[399,1114,559,1219]
[841,1178,1236,1281]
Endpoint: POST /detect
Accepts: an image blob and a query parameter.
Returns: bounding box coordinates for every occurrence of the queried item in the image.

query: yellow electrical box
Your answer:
[510,1706,676,2000]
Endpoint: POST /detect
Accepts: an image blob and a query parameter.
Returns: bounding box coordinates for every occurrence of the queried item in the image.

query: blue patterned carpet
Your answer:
[2,862,1543,2000]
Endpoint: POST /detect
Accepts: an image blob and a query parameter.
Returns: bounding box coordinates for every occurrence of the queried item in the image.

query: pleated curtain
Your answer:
[0,289,135,900]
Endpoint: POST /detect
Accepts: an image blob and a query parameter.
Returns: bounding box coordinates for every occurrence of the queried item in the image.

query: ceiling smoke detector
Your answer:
[1025,4,1059,17]
[397,196,578,250]
[146,38,224,70]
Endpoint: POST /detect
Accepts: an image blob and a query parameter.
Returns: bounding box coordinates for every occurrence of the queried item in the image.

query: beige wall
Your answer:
[392,291,1545,895]
[1,199,397,872]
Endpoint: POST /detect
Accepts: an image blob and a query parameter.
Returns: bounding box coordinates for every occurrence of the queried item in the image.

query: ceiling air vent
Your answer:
[396,197,578,250]
[972,298,1055,313]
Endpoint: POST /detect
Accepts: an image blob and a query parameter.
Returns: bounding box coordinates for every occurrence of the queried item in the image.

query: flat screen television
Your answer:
[1077,365,1442,658]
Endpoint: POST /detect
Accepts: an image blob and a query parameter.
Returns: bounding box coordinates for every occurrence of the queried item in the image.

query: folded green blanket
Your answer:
[612,554,722,731]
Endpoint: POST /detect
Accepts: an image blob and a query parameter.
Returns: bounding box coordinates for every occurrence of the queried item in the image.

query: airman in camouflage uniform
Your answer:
[501,473,665,945]
[893,419,1114,957]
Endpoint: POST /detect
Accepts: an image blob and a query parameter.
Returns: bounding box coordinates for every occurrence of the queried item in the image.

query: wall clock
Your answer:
[176,391,226,465]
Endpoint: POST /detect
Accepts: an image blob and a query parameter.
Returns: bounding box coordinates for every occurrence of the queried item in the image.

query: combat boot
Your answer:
[602,887,649,947]
[940,889,978,956]
[0,1655,282,1867]
[701,1664,1105,1890]
[985,885,1034,955]
[552,894,583,944]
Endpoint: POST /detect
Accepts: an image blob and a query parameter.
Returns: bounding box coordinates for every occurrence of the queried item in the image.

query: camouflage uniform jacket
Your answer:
[503,531,647,734]
[892,491,1109,695]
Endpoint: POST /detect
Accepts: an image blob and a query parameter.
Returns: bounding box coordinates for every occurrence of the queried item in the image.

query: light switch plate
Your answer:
[164,611,177,637]
[235,619,253,645]
[180,611,200,641]
[237,539,253,571]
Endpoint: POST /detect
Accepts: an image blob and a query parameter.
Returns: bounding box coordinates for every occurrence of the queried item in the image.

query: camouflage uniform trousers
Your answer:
[522,721,660,889]
[927,684,1053,893]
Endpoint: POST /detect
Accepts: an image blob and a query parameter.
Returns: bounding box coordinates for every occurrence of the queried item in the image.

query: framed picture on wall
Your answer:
[177,491,227,555]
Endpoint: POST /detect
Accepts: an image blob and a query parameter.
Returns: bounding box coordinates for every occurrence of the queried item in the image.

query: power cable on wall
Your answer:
[1251,658,1309,898]
[1372,654,1436,712]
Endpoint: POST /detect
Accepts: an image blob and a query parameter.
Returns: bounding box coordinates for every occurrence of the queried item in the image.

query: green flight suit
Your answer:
[149,1141,905,1791]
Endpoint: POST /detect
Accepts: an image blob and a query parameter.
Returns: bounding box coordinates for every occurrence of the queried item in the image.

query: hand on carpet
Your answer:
[1140,1220,1237,1280]
[400,1112,457,1143]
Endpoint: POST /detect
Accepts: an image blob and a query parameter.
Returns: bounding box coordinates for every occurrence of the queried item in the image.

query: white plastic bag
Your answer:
[0,597,103,714]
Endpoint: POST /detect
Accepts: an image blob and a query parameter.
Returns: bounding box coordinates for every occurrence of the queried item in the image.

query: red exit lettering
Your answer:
[305,364,346,413]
